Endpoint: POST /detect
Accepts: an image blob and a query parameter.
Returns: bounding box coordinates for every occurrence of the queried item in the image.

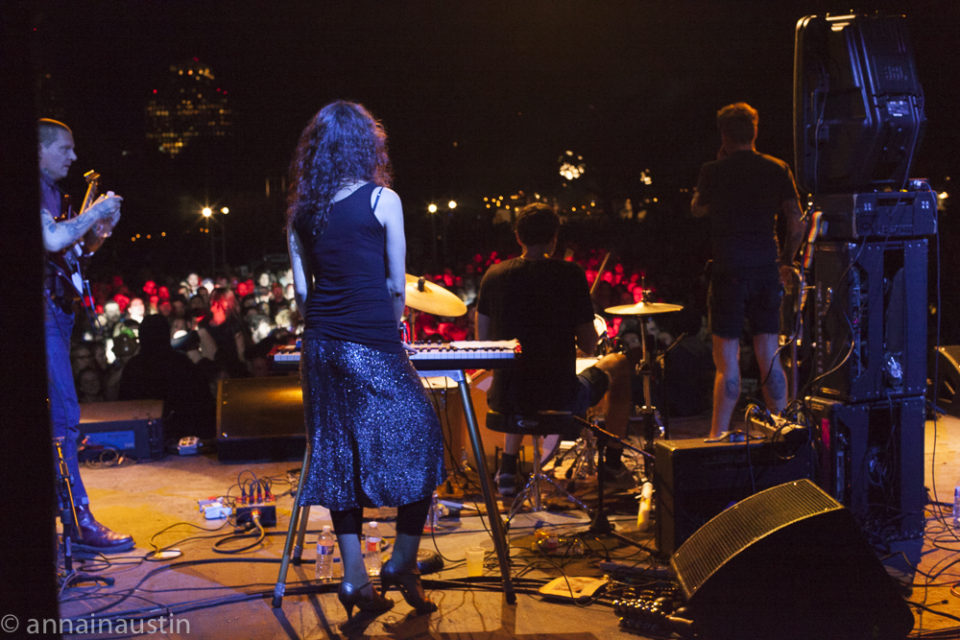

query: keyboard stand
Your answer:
[432,368,516,604]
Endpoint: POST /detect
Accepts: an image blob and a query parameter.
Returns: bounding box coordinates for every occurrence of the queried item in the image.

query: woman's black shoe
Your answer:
[380,560,437,614]
[337,581,393,620]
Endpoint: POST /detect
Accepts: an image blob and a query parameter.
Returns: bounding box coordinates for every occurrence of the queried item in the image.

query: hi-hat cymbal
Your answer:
[405,274,467,317]
[604,300,684,316]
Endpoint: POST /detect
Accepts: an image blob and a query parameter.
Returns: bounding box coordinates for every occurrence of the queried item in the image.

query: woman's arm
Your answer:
[373,188,407,326]
[287,223,312,311]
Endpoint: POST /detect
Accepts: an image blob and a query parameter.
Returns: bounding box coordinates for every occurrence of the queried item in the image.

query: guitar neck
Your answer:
[79,170,100,214]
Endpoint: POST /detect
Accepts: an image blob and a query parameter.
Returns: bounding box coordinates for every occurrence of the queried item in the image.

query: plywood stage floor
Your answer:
[56,411,960,639]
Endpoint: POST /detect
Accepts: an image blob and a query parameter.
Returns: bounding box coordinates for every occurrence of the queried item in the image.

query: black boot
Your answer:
[73,505,134,553]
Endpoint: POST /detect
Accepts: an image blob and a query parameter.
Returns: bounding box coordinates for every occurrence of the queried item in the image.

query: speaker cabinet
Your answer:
[793,13,924,194]
[653,436,813,556]
[79,399,165,459]
[813,239,927,402]
[671,479,913,640]
[806,395,925,540]
[216,373,502,465]
[217,376,306,462]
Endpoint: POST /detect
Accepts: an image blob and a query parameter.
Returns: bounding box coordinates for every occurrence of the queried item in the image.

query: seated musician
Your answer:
[475,203,634,496]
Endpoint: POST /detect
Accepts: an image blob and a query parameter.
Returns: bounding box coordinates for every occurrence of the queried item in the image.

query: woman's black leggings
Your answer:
[330,495,431,536]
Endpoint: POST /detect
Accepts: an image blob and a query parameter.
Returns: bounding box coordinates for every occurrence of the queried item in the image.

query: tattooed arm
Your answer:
[41,191,122,253]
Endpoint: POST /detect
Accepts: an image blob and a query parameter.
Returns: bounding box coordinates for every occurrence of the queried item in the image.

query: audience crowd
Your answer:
[69,249,715,445]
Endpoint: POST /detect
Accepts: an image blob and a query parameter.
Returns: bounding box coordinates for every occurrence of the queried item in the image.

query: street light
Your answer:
[427,203,439,269]
[219,207,229,267]
[201,206,215,275]
[199,205,231,275]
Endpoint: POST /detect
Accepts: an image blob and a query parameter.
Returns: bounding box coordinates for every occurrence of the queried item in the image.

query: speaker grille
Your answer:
[671,479,842,598]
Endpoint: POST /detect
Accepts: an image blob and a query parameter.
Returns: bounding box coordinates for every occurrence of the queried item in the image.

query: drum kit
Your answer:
[554,295,684,485]
[404,272,684,475]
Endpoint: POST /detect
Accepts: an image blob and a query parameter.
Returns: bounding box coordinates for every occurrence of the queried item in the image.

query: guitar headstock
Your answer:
[80,169,100,214]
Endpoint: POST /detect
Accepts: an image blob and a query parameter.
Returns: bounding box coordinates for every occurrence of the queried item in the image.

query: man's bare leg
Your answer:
[753,332,787,413]
[710,335,740,438]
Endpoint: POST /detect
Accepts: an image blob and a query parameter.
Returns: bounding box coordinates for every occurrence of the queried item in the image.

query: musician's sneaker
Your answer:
[495,472,518,498]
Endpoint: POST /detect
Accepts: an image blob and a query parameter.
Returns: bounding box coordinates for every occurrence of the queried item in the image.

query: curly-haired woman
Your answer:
[287,101,444,621]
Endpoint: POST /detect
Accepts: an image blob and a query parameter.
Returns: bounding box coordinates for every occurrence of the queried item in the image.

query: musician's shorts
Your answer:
[709,268,782,339]
[573,365,610,415]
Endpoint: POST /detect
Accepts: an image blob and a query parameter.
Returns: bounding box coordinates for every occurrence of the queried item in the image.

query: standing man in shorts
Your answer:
[691,102,806,439]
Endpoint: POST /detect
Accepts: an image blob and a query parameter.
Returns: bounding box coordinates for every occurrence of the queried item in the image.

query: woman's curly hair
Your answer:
[287,101,392,238]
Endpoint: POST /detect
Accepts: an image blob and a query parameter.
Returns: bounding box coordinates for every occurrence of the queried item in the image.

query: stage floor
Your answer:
[58,412,960,639]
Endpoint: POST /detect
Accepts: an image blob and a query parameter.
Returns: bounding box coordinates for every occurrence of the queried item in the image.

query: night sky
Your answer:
[26,1,960,268]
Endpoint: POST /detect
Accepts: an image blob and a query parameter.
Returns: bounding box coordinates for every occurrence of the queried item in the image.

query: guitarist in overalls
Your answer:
[39,118,132,552]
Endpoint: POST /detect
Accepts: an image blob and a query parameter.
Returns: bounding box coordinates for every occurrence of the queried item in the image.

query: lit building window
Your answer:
[145,58,233,156]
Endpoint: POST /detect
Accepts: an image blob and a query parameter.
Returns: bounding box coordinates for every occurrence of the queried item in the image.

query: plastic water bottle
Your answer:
[636,481,654,530]
[953,486,960,527]
[364,521,382,576]
[429,491,442,530]
[316,525,335,582]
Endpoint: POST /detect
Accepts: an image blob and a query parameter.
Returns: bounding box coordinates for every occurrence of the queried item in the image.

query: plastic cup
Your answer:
[465,547,485,577]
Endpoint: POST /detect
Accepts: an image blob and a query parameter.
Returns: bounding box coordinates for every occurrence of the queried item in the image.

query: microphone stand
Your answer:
[54,438,112,589]
[574,417,656,553]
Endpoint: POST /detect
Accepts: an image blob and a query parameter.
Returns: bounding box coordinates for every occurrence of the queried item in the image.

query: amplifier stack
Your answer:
[806,187,934,540]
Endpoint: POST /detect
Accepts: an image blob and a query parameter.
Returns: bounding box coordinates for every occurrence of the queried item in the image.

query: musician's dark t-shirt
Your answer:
[695,149,799,274]
[476,256,595,414]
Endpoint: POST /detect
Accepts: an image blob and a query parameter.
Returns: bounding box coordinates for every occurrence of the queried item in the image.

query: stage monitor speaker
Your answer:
[653,436,813,556]
[217,376,305,462]
[671,479,912,640]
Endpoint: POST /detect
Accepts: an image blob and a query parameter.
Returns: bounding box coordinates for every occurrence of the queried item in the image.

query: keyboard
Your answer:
[271,340,520,371]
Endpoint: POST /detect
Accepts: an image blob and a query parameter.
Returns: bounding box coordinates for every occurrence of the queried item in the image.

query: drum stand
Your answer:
[549,428,598,492]
[505,432,591,529]
[631,319,671,480]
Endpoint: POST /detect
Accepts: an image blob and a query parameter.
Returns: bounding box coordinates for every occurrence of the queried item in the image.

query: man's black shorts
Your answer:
[709,268,782,339]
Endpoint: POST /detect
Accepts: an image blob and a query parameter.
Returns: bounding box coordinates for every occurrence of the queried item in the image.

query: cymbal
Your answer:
[405,274,467,317]
[604,301,684,316]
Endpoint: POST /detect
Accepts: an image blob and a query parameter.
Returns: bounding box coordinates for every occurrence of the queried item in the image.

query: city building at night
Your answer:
[145,58,232,156]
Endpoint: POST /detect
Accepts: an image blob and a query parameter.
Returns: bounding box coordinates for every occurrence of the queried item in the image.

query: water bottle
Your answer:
[953,486,960,527]
[364,521,382,576]
[315,525,335,582]
[636,481,654,530]
[429,491,442,530]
